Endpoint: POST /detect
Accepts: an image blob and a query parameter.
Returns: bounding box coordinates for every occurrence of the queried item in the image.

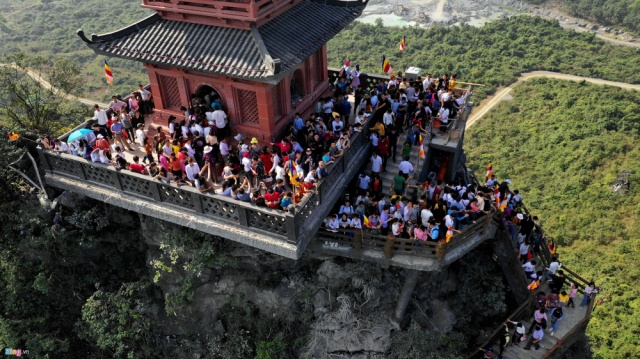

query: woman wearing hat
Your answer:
[249,138,261,158]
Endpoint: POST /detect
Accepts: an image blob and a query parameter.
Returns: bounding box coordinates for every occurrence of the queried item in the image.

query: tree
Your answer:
[0,52,87,135]
[79,281,156,359]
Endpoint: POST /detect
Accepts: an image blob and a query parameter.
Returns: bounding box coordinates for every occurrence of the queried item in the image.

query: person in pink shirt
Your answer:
[158,150,170,174]
[568,282,578,308]
[128,93,139,111]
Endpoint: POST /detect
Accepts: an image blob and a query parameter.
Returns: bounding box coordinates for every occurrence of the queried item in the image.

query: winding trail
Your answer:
[0,63,109,109]
[466,71,640,129]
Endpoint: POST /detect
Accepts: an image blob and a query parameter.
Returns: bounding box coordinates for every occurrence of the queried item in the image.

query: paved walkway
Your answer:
[466,71,640,129]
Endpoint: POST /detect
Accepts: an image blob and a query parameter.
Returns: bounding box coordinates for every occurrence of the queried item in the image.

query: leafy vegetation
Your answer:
[525,0,640,34]
[465,78,640,358]
[327,16,640,100]
[79,281,156,359]
[150,229,233,315]
[0,52,88,135]
[0,0,150,101]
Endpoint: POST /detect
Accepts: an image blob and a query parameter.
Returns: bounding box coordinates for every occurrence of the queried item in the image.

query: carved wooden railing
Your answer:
[467,202,597,359]
[316,211,494,264]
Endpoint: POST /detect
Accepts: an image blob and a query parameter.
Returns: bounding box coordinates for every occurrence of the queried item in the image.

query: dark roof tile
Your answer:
[79,0,366,82]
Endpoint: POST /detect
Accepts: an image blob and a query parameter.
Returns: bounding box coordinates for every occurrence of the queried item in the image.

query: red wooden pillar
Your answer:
[256,87,276,141]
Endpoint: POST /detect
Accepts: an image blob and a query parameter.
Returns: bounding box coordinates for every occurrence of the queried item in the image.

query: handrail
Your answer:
[466,294,535,359]
[317,210,493,262]
[40,149,299,244]
[468,201,595,358]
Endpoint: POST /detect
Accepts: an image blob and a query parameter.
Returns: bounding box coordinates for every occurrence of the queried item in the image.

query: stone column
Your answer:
[394,269,420,320]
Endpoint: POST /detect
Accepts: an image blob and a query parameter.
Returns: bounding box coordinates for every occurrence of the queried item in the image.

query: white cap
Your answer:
[517,213,524,220]
[505,179,511,184]
[97,134,104,139]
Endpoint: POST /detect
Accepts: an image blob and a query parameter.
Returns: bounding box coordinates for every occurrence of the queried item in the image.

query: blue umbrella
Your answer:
[67,129,94,143]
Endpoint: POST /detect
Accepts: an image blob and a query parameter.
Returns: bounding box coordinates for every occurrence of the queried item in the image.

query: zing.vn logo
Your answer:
[4,348,28,357]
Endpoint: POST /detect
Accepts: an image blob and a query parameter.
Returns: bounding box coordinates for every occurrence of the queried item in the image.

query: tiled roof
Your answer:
[78,0,367,83]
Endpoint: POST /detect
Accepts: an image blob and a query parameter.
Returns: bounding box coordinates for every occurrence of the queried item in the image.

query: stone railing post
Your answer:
[192,193,204,214]
[150,182,162,201]
[37,146,51,173]
[112,171,123,191]
[384,234,395,259]
[238,206,250,227]
[285,214,297,244]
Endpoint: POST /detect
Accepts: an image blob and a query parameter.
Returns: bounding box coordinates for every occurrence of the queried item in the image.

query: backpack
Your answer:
[430,226,439,241]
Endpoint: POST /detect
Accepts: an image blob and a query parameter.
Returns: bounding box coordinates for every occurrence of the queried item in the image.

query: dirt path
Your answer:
[431,0,447,21]
[466,71,640,129]
[0,63,109,109]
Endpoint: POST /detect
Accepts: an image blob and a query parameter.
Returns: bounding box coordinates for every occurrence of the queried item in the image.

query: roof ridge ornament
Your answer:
[250,24,281,75]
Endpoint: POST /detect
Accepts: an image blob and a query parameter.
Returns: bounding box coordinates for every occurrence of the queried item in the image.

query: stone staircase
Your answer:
[377,134,423,191]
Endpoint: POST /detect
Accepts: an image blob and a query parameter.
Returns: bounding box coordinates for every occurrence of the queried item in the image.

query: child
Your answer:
[558,291,569,307]
[143,137,154,164]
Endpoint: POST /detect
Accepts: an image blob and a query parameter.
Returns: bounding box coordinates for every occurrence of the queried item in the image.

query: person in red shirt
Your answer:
[169,153,185,184]
[271,139,291,154]
[94,134,112,160]
[377,135,390,172]
[263,188,281,209]
[260,146,273,174]
[127,156,149,175]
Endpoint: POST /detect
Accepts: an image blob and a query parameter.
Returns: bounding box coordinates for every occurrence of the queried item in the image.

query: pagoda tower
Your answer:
[78,0,368,141]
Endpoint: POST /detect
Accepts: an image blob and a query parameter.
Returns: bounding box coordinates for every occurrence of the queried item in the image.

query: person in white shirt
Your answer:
[91,149,110,164]
[421,206,433,226]
[382,108,394,127]
[212,109,228,138]
[326,215,340,232]
[339,201,354,215]
[241,152,252,183]
[358,173,371,192]
[136,125,145,147]
[370,132,378,147]
[52,139,70,154]
[92,104,111,139]
[184,157,201,182]
[370,153,383,175]
[545,257,562,280]
[354,111,365,125]
[274,164,287,183]
[138,85,152,114]
[219,137,229,162]
[398,159,414,176]
[423,75,433,91]
[349,216,362,229]
[439,107,450,122]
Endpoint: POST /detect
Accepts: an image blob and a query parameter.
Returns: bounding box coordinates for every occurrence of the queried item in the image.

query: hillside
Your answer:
[524,0,640,34]
[327,16,640,101]
[0,0,151,101]
[465,78,640,358]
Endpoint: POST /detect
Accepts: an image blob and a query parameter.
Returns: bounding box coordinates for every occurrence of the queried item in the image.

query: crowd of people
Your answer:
[474,170,599,358]
[320,62,476,244]
[41,64,469,215]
